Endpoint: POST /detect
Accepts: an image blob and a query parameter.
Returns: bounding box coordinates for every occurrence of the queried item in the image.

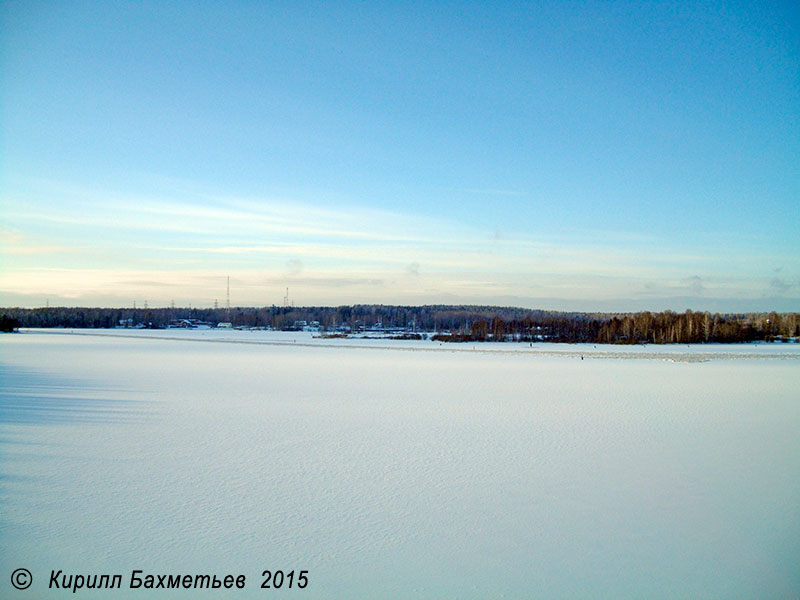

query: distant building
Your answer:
[168,318,213,329]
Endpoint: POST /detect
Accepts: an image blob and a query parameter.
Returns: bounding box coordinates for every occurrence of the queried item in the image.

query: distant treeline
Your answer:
[2,305,798,343]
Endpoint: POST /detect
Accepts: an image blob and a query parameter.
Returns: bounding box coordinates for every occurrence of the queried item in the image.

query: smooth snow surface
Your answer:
[1,330,799,599]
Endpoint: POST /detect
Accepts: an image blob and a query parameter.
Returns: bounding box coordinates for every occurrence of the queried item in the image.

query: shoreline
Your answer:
[14,328,800,362]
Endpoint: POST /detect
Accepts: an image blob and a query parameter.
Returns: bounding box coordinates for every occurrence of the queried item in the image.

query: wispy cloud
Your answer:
[682,275,705,296]
[3,180,799,308]
[448,188,526,197]
[285,259,304,275]
[770,278,793,294]
[0,227,75,256]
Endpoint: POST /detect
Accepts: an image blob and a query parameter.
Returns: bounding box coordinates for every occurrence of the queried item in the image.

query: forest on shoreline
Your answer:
[2,305,798,344]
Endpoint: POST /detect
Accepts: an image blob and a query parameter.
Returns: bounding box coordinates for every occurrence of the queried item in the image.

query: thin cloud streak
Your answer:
[3,182,798,309]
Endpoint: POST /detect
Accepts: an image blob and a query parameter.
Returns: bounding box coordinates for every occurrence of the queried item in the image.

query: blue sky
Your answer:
[1,1,798,310]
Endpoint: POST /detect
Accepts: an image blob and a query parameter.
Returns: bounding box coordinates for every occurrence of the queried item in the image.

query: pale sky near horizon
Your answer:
[1,1,798,311]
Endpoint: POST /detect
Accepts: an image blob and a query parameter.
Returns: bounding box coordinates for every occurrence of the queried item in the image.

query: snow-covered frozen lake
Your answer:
[2,330,798,598]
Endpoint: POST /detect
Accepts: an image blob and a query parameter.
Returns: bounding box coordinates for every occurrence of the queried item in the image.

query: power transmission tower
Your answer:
[226,276,231,320]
